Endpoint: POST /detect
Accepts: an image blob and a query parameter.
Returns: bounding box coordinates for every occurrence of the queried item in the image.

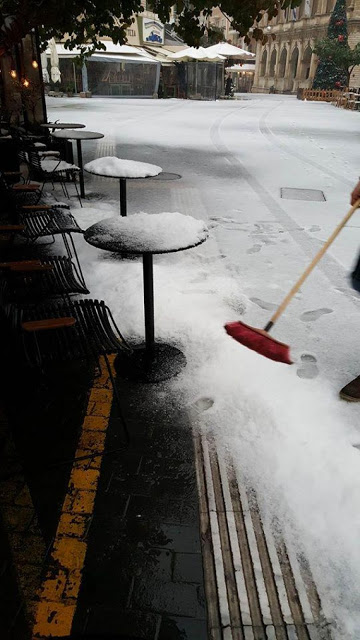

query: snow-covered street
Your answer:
[47,94,360,638]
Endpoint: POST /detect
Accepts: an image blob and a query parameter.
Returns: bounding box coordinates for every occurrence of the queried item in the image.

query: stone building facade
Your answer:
[252,0,360,93]
[203,7,253,50]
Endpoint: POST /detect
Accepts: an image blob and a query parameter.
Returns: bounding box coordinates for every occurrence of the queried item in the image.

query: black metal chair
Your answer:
[6,177,42,206]
[0,174,87,288]
[11,126,61,167]
[6,297,131,444]
[0,256,89,303]
[27,150,82,206]
[2,170,70,209]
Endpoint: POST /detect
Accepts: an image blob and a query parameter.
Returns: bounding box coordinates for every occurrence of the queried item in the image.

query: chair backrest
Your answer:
[27,151,43,173]
[0,172,56,237]
[0,172,18,220]
[10,128,35,167]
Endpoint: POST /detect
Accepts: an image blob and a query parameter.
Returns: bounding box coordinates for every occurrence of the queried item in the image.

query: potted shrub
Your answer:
[66,83,75,97]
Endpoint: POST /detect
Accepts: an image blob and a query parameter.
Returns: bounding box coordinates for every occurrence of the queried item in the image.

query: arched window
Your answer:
[290,46,299,79]
[269,49,277,76]
[301,45,313,79]
[260,49,268,76]
[312,0,319,15]
[278,48,287,77]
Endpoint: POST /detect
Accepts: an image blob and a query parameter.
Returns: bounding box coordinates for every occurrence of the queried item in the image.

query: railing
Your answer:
[302,88,360,110]
[302,89,341,102]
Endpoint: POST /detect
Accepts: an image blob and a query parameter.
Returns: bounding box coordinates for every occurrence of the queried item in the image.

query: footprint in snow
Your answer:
[300,308,333,322]
[250,297,278,311]
[309,225,321,232]
[182,288,214,295]
[191,397,214,413]
[296,354,319,379]
[209,216,238,224]
[247,244,262,254]
[256,237,277,246]
[190,274,208,284]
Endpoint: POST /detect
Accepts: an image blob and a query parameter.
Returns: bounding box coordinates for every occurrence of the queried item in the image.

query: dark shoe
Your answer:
[339,376,360,401]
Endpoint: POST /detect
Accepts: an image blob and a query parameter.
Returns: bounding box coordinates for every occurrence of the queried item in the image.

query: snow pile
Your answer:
[49,96,360,638]
[41,159,79,172]
[84,156,162,178]
[84,212,209,254]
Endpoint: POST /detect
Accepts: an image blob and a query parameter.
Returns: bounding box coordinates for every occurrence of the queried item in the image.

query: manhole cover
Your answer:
[149,172,182,181]
[280,188,326,201]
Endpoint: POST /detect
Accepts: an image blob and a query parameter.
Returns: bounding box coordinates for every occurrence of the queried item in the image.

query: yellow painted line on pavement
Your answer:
[32,356,115,639]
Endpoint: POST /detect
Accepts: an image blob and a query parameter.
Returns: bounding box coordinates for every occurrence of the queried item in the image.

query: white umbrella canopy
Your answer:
[206,42,255,58]
[49,38,61,83]
[226,63,255,72]
[169,46,224,62]
[40,51,50,83]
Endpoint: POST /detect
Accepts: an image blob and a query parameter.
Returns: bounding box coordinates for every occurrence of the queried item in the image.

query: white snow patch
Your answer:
[41,159,79,172]
[48,96,360,638]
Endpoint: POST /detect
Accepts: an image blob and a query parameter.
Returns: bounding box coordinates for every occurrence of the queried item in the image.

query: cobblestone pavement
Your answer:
[0,340,206,640]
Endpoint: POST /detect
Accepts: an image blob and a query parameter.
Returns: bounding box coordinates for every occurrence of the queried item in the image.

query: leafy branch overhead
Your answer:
[0,0,301,56]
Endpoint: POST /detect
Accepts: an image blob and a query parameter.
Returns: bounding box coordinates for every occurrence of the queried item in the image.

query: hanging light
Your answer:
[30,30,39,71]
[10,69,17,78]
[23,78,30,87]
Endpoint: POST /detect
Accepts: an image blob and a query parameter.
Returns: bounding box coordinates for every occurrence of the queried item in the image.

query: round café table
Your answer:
[41,123,85,164]
[84,156,162,216]
[51,130,104,198]
[84,212,208,382]
[40,122,85,132]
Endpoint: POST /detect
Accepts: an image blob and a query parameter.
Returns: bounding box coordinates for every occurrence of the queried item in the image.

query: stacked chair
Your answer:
[0,169,130,446]
[27,150,82,205]
[0,172,86,286]
[11,126,82,205]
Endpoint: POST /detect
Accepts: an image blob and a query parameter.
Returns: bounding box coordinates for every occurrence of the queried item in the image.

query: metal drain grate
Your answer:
[194,431,333,640]
[149,172,182,181]
[281,188,326,202]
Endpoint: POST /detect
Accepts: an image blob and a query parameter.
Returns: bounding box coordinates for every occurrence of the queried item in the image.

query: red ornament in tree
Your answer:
[338,34,344,41]
[335,81,341,86]
[335,19,344,25]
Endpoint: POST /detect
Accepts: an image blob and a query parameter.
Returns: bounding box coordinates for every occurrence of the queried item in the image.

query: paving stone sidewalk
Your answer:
[0,330,207,640]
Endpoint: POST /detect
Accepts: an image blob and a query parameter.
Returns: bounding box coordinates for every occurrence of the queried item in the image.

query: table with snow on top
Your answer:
[84,156,162,216]
[84,212,208,382]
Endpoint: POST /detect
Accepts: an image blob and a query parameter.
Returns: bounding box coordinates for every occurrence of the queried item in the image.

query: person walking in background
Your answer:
[225,74,233,97]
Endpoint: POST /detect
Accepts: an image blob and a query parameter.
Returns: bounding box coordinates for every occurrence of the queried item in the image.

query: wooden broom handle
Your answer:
[265,200,360,331]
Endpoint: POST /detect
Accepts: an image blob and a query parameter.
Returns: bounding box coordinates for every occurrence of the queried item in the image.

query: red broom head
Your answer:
[224,321,292,365]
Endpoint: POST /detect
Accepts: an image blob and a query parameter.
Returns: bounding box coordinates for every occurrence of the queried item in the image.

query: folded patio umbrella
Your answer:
[49,38,61,84]
[40,51,49,83]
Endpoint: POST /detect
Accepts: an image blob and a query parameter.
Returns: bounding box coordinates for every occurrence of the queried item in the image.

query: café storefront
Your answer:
[45,43,161,97]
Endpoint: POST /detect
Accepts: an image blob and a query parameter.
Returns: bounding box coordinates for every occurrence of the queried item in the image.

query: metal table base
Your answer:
[115,343,186,383]
[115,252,186,382]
